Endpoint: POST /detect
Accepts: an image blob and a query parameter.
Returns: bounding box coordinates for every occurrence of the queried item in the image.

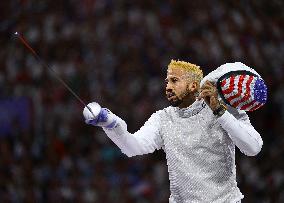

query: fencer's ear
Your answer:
[188,81,198,92]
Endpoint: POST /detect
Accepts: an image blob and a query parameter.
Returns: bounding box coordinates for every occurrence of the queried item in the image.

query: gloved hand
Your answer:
[83,102,117,129]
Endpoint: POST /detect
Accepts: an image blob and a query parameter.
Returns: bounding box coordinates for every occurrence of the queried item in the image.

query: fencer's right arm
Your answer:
[83,102,163,157]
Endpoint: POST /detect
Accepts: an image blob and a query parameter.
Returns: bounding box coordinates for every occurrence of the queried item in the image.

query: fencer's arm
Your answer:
[83,102,163,157]
[217,109,263,156]
[102,112,163,157]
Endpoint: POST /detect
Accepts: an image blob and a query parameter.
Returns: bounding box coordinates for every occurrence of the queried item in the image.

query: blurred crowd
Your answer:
[0,0,283,202]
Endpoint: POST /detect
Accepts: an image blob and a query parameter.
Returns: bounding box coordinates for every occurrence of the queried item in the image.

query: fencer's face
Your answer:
[165,68,195,107]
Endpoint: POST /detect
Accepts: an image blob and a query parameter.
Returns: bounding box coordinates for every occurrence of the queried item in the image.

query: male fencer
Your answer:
[83,60,267,203]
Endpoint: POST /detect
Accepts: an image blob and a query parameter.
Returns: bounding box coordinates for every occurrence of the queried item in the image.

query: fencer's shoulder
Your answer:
[144,109,166,125]
[159,106,176,118]
[161,106,174,113]
[150,106,173,118]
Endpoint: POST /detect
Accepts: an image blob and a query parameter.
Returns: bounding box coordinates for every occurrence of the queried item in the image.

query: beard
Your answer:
[167,92,184,107]
[169,98,183,107]
[167,90,190,107]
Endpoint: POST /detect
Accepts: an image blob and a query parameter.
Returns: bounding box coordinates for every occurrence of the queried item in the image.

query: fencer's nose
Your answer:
[166,82,173,92]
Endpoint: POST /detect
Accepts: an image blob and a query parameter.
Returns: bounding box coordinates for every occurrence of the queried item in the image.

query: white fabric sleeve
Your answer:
[102,112,163,157]
[217,107,263,156]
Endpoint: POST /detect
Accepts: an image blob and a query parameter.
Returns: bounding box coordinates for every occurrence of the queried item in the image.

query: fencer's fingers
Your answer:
[203,82,215,89]
[200,82,215,91]
[201,89,215,95]
[210,95,221,110]
[197,90,209,100]
[200,87,218,97]
[197,90,215,100]
[201,80,213,86]
[210,95,218,105]
[200,83,208,90]
[204,80,215,87]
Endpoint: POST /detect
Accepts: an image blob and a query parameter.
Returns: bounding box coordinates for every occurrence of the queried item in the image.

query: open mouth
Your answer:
[167,93,176,100]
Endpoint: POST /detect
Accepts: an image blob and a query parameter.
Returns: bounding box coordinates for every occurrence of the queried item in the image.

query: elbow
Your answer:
[123,151,146,158]
[121,148,142,157]
[122,145,155,157]
[245,148,261,156]
[245,140,263,157]
[122,149,137,157]
[124,151,137,157]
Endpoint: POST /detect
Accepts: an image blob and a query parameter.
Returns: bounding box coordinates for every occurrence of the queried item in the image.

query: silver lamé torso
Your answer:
[158,100,243,203]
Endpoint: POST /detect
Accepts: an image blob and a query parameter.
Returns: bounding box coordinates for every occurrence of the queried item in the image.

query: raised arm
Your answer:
[198,80,263,156]
[217,107,263,156]
[83,102,163,157]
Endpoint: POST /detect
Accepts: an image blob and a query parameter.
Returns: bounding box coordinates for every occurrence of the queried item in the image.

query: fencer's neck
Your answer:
[178,95,197,109]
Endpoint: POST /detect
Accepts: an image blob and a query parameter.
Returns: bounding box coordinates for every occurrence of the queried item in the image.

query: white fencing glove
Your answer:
[83,102,117,129]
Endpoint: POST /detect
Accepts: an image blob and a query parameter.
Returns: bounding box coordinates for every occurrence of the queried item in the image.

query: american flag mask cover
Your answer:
[216,70,267,111]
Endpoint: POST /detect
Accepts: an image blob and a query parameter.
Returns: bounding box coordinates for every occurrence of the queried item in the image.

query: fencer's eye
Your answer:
[165,79,169,86]
[171,78,178,83]
[165,77,178,86]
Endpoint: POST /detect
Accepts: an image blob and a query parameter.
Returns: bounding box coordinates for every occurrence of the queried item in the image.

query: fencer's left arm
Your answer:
[217,108,263,156]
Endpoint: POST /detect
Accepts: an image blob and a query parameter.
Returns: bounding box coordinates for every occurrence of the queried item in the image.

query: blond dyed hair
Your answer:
[168,59,203,83]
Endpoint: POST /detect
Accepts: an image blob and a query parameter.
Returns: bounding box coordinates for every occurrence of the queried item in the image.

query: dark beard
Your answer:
[169,98,183,107]
[168,91,190,107]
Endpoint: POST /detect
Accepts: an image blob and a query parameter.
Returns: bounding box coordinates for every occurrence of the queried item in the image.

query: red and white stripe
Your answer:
[220,74,263,111]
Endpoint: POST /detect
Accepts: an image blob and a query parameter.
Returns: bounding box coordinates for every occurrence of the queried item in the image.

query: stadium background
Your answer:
[0,0,283,202]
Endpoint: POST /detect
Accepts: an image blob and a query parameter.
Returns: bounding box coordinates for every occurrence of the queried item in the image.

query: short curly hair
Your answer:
[168,59,203,83]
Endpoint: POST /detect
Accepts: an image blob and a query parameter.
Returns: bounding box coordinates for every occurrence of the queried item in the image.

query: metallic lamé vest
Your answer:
[158,101,243,203]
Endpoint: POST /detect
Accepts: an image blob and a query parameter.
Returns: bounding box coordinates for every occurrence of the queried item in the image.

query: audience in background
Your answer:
[0,0,283,202]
